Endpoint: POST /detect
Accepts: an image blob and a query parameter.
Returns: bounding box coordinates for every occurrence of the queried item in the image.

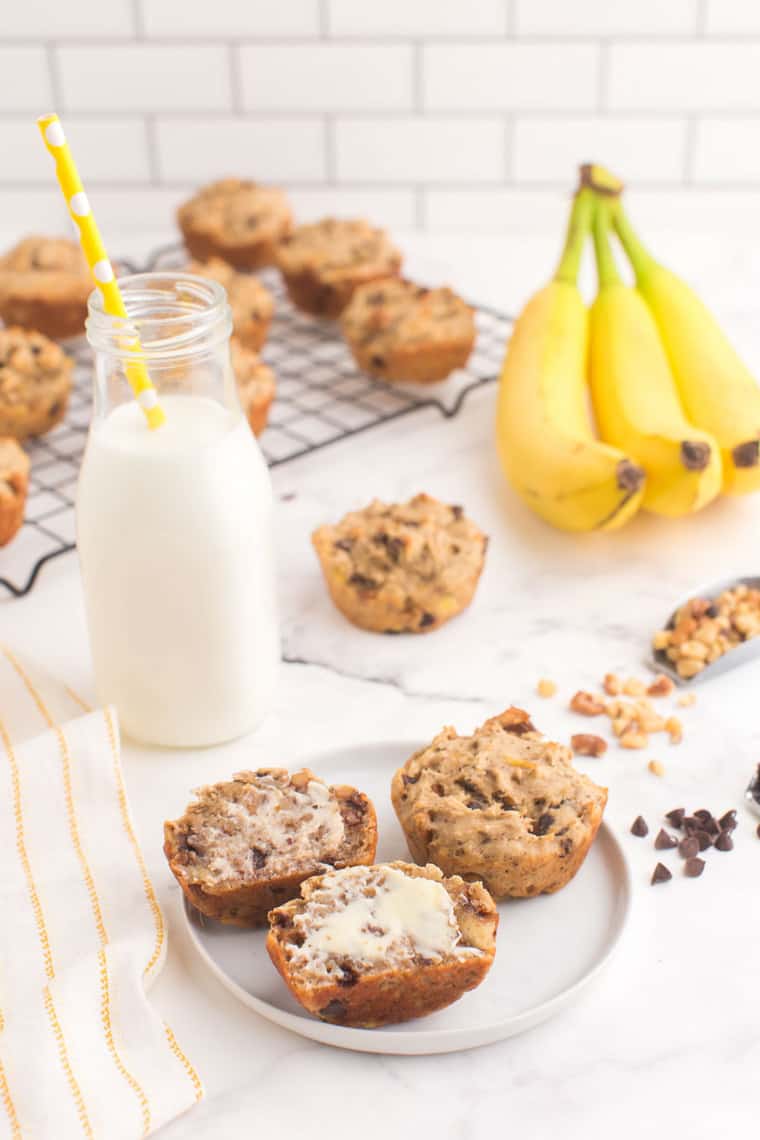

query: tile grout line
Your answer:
[46,43,63,111]
[228,43,243,113]
[144,115,160,186]
[684,115,698,185]
[597,40,608,114]
[413,41,424,111]
[324,115,336,184]
[696,0,708,36]
[131,0,144,39]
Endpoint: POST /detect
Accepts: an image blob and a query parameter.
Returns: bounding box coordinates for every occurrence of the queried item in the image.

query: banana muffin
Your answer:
[230,336,276,436]
[0,235,92,339]
[0,327,73,439]
[341,278,476,383]
[267,861,497,1027]
[164,768,377,927]
[275,218,402,319]
[392,707,608,899]
[178,179,293,269]
[188,258,274,351]
[0,438,29,546]
[312,493,487,634]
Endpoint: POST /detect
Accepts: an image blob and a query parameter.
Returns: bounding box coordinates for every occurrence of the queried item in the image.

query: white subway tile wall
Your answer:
[2,0,760,235]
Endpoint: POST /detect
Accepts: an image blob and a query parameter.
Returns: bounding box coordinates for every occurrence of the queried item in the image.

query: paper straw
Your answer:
[37,113,165,430]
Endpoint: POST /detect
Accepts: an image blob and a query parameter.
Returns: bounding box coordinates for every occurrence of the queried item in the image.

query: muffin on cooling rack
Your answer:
[0,236,92,340]
[392,707,608,899]
[230,337,276,436]
[275,218,402,319]
[312,493,487,634]
[178,179,293,269]
[0,327,73,440]
[267,861,498,1028]
[164,767,378,927]
[341,278,476,383]
[188,258,274,352]
[0,438,30,547]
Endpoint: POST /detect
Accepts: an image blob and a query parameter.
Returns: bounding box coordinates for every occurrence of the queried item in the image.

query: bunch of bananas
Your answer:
[496,165,760,532]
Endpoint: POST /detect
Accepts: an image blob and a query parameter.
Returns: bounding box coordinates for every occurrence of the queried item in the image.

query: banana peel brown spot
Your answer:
[680,440,711,471]
[615,459,645,493]
[579,163,625,197]
[732,439,760,468]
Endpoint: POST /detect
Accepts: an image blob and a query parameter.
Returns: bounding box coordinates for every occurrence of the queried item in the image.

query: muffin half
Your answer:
[164,768,377,927]
[267,861,497,1027]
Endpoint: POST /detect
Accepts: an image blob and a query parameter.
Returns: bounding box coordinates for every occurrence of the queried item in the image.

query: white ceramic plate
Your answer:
[181,740,632,1055]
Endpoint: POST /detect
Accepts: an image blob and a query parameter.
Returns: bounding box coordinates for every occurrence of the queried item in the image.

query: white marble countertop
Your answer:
[2,231,759,1137]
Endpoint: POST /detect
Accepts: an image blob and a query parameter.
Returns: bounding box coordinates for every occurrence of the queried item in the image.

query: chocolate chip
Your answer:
[719,810,738,831]
[684,857,705,878]
[374,532,404,562]
[534,812,555,837]
[631,815,649,837]
[334,538,353,552]
[319,999,347,1021]
[694,809,713,825]
[665,808,686,829]
[694,829,713,851]
[402,772,420,785]
[655,829,678,850]
[757,823,760,839]
[338,962,359,986]
[451,505,464,520]
[682,816,700,834]
[651,862,672,885]
[370,354,386,369]
[715,831,734,852]
[419,612,435,628]
[250,847,268,869]
[679,836,699,859]
[348,572,378,590]
[366,291,385,305]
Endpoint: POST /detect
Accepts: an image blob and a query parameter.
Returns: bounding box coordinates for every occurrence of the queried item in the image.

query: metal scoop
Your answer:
[651,576,760,685]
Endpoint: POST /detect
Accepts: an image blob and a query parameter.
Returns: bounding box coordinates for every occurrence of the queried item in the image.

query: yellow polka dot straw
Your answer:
[37,113,165,430]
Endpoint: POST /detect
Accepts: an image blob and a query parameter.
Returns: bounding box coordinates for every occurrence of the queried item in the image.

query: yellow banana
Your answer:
[589,201,722,517]
[613,202,760,495]
[496,190,645,532]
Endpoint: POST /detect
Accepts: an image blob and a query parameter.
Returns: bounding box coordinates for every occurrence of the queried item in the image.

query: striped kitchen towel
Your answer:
[0,645,203,1139]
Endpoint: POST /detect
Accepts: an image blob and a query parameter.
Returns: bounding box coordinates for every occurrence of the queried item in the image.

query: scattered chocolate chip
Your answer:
[631,815,649,837]
[655,828,678,850]
[715,831,734,852]
[682,816,699,834]
[694,829,713,851]
[651,862,672,885]
[749,764,760,805]
[665,807,686,829]
[684,857,705,878]
[534,812,555,837]
[679,836,699,859]
[719,810,738,831]
[694,809,712,824]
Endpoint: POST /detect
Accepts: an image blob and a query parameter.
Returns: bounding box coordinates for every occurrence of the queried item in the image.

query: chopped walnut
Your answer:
[603,673,622,696]
[571,733,608,758]
[570,690,605,716]
[677,692,697,708]
[537,678,557,699]
[647,674,675,698]
[648,759,665,777]
[620,731,649,750]
[653,586,760,679]
[665,716,683,745]
[623,677,647,697]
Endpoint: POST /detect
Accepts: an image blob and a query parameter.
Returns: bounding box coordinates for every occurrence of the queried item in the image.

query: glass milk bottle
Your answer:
[79,272,279,746]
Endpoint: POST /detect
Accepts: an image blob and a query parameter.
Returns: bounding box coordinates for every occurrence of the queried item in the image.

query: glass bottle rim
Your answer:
[86,271,232,363]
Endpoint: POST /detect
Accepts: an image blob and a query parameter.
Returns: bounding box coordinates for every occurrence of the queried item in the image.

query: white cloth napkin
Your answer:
[0,646,203,1139]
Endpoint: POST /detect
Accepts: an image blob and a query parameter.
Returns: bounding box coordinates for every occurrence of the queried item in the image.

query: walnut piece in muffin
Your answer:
[0,235,92,339]
[275,217,402,318]
[178,179,293,269]
[341,278,476,383]
[230,336,276,436]
[188,257,274,351]
[0,438,30,546]
[0,327,73,439]
[312,493,487,634]
[391,706,608,899]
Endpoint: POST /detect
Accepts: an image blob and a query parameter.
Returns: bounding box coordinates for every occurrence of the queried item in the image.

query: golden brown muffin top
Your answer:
[276,218,402,284]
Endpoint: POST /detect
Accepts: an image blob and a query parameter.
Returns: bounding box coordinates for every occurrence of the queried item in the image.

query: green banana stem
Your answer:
[554,188,594,286]
[611,201,658,283]
[592,199,622,290]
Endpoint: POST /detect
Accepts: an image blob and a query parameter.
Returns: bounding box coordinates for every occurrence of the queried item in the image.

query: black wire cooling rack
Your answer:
[1,243,511,599]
